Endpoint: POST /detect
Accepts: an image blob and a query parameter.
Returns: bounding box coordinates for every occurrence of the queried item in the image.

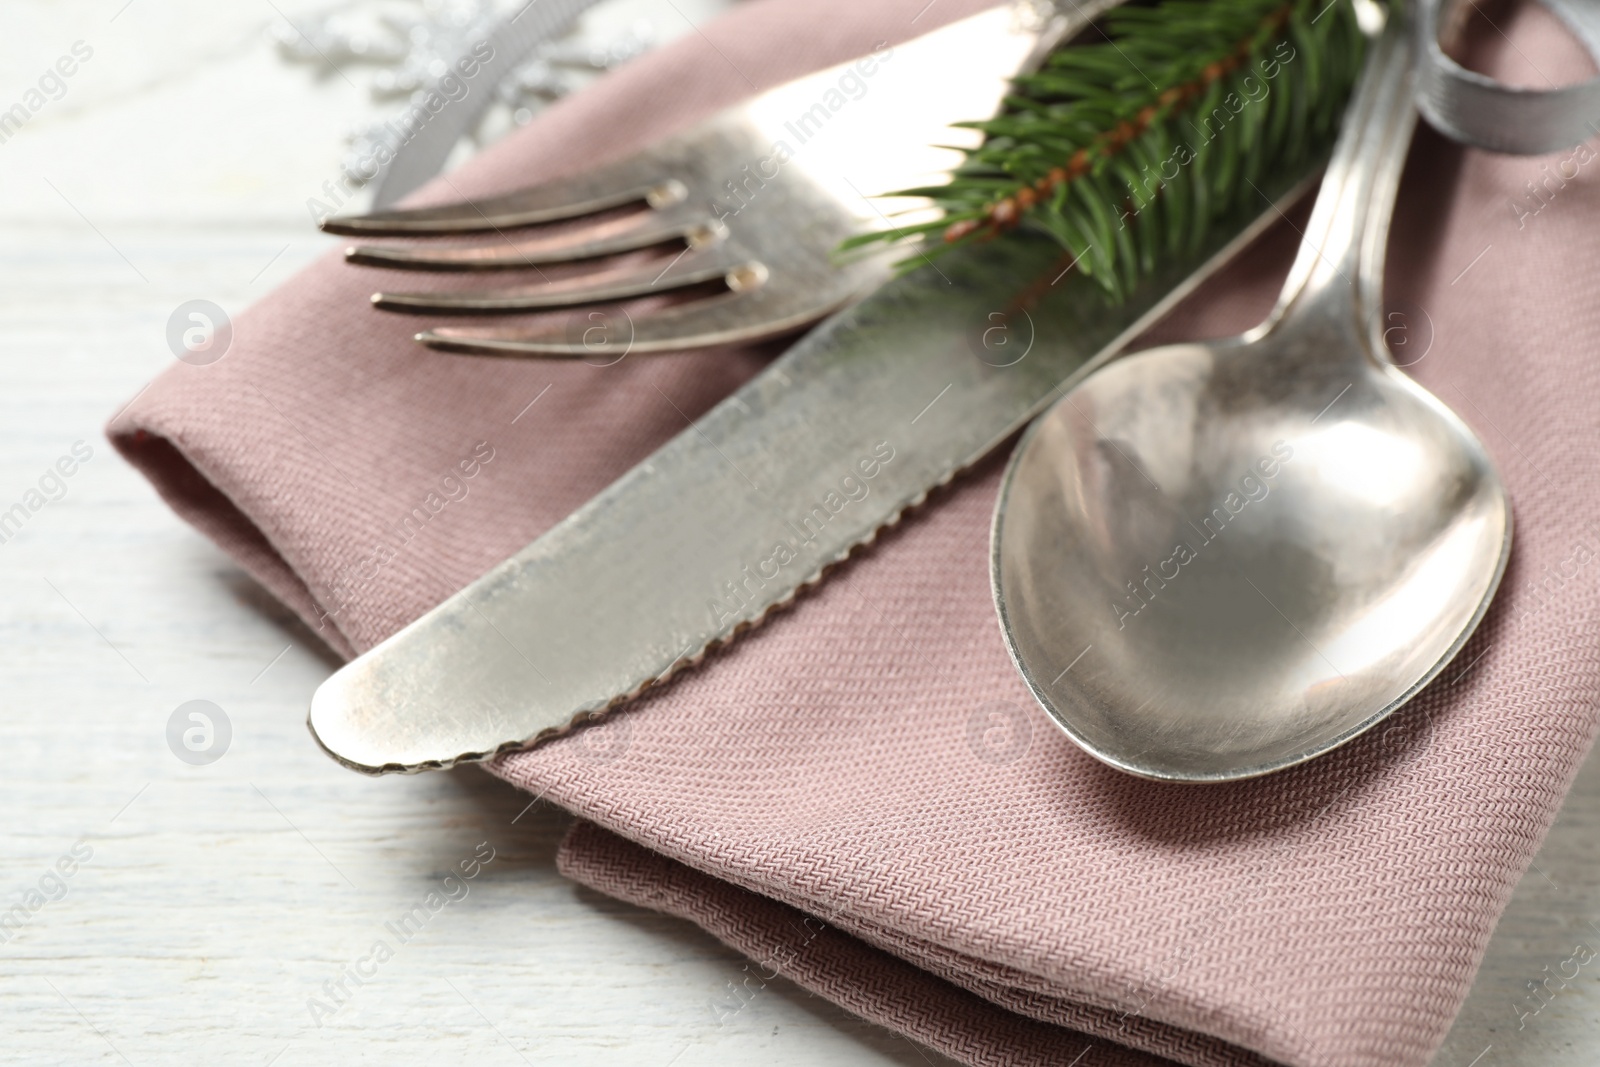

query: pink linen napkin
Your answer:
[110,1,1600,1065]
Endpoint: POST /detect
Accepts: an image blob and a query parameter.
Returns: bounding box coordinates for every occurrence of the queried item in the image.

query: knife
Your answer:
[308,171,1317,774]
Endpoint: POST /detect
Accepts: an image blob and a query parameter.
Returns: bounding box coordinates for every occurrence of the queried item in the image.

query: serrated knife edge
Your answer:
[309,176,1319,776]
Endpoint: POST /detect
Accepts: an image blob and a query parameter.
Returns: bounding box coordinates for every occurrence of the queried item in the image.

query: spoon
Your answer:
[990,6,1511,783]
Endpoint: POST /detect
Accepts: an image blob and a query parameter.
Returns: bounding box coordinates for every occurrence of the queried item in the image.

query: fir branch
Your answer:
[846,0,1369,300]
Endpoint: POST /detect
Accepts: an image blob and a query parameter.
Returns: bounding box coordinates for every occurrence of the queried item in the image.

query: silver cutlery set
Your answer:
[309,0,1511,782]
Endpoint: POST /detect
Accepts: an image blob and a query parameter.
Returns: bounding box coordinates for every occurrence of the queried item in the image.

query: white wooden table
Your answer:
[0,3,1594,1064]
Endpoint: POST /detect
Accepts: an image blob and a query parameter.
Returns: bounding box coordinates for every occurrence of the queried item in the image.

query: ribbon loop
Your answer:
[1417,0,1600,154]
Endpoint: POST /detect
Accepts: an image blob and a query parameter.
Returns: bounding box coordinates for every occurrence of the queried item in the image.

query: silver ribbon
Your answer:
[367,0,610,209]
[380,0,1599,207]
[1418,0,1600,154]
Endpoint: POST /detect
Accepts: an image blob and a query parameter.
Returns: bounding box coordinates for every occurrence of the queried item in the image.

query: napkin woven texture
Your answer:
[110,1,1600,1064]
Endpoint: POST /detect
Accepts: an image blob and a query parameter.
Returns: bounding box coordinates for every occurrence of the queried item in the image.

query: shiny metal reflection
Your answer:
[991,8,1511,782]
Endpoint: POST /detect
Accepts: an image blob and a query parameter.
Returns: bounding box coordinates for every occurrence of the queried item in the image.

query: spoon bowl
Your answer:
[991,7,1511,782]
[993,322,1510,781]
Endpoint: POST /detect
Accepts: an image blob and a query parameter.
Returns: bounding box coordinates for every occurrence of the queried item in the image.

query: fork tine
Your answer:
[345,207,723,271]
[320,161,687,236]
[370,248,758,314]
[414,284,856,357]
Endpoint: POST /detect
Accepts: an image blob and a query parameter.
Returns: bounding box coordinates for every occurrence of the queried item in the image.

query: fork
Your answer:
[319,2,1093,358]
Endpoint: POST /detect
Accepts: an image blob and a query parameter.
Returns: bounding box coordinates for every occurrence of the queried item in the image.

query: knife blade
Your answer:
[309,174,1318,774]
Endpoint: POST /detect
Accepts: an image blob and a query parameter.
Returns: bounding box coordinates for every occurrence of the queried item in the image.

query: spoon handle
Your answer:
[1270,2,1417,346]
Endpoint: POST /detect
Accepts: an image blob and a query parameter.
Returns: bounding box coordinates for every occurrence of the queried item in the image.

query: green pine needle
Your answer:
[844,0,1369,301]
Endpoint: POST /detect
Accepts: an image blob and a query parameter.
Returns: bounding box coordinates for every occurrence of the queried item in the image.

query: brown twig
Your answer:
[943,1,1296,243]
